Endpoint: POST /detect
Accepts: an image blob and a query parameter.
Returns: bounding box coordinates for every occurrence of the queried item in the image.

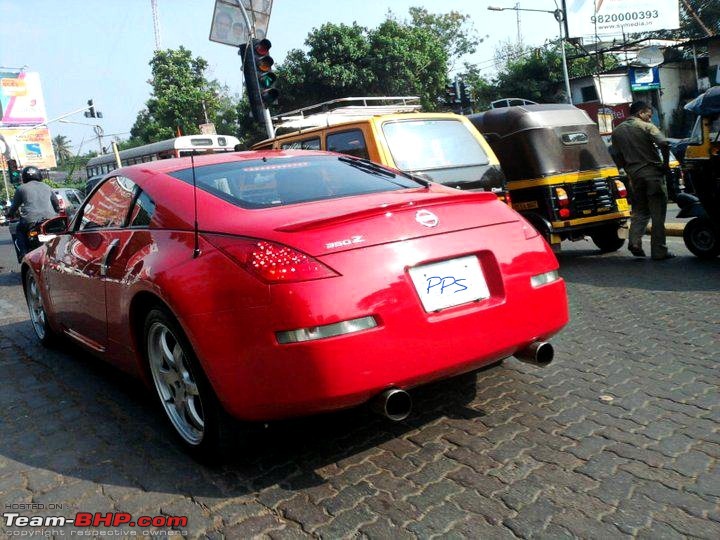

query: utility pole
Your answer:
[488,4,573,104]
[515,2,521,43]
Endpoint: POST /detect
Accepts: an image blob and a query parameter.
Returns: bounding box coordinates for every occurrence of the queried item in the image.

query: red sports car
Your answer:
[22,150,568,456]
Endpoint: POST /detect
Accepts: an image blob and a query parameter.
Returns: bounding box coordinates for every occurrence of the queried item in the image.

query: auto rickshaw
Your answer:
[676,86,720,259]
[469,104,630,252]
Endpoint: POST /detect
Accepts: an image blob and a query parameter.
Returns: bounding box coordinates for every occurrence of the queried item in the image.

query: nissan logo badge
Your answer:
[415,209,439,228]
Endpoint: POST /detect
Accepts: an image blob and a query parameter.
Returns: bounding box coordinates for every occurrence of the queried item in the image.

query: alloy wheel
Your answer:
[25,274,47,341]
[147,321,205,445]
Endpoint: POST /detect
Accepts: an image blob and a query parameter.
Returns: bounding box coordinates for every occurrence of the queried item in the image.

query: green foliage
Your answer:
[276,8,477,113]
[407,7,479,67]
[51,135,72,165]
[645,0,719,39]
[461,40,620,107]
[129,47,243,144]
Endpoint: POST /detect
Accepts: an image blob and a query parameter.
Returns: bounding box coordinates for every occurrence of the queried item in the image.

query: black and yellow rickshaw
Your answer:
[676,86,720,259]
[469,104,631,252]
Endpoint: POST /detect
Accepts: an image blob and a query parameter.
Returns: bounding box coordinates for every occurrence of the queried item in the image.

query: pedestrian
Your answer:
[6,166,59,259]
[611,101,674,260]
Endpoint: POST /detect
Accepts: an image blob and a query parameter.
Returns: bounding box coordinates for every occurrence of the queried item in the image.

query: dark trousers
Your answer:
[628,169,669,259]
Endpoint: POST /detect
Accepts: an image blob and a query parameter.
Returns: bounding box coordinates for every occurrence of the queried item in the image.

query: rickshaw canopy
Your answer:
[469,104,616,182]
[684,87,720,116]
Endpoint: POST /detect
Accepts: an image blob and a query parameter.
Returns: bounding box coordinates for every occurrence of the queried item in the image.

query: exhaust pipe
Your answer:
[514,341,554,366]
[371,388,412,421]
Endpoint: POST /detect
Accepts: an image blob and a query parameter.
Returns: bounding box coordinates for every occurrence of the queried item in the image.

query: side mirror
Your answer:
[41,216,69,235]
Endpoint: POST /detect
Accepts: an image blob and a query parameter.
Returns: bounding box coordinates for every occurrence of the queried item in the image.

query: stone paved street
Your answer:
[0,228,718,539]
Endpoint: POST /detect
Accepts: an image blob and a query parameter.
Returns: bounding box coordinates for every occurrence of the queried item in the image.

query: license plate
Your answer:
[409,255,490,312]
[616,198,629,211]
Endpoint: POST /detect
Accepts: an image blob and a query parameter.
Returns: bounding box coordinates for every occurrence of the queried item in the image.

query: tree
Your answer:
[407,7,479,69]
[461,39,619,106]
[275,8,479,113]
[645,0,719,39]
[276,23,375,112]
[52,135,72,165]
[129,47,242,144]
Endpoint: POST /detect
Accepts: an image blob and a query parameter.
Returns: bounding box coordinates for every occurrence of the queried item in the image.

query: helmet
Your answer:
[21,166,42,183]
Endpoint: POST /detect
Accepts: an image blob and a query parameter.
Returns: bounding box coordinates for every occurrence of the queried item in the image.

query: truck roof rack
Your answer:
[272,96,422,131]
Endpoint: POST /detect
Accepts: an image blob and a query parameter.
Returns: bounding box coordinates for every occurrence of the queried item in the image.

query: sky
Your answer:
[0,0,563,154]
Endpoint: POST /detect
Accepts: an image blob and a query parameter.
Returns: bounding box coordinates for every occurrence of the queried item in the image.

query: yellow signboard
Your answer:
[0,127,57,169]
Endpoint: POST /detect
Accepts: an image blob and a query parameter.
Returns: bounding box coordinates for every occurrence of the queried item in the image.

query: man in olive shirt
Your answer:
[611,101,674,260]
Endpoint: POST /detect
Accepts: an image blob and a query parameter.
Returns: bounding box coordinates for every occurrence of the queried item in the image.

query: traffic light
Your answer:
[7,159,21,185]
[84,99,103,118]
[240,38,278,123]
[459,81,473,107]
[445,81,460,105]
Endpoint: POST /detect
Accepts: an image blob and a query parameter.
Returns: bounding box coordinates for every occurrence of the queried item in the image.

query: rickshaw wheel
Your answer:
[683,217,720,259]
[590,225,625,253]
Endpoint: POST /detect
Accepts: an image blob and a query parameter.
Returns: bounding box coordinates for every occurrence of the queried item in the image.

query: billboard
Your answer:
[209,0,273,47]
[629,66,661,91]
[563,0,680,39]
[0,127,57,169]
[0,71,48,126]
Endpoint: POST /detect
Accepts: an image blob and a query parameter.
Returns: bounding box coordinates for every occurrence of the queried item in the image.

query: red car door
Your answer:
[45,176,135,352]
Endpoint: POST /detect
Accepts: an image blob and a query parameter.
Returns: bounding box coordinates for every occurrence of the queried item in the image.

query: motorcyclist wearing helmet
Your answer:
[7,166,60,258]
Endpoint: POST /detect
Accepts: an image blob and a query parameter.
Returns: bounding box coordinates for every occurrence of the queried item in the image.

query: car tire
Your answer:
[590,224,625,253]
[143,307,236,460]
[24,271,57,347]
[683,217,720,259]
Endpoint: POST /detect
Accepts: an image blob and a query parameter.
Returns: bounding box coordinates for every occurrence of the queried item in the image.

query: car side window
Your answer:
[78,176,136,231]
[281,138,320,150]
[128,190,156,228]
[326,129,369,159]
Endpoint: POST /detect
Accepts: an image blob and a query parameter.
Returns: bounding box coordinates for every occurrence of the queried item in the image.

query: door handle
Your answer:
[100,239,120,277]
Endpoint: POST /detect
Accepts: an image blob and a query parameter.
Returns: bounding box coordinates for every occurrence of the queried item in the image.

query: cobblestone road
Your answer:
[0,229,718,539]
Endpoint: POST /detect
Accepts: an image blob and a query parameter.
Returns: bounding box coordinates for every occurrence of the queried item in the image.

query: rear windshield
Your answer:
[169,155,424,209]
[382,119,489,171]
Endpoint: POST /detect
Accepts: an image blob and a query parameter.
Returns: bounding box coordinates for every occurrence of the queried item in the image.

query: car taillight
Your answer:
[614,180,627,198]
[57,198,66,209]
[207,236,339,283]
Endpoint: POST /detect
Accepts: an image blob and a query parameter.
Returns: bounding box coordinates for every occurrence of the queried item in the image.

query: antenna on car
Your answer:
[190,152,201,258]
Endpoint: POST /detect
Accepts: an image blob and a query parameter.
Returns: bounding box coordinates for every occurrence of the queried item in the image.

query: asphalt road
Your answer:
[0,226,718,539]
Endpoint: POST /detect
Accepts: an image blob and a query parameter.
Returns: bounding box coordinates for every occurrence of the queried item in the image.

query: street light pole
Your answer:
[554,8,573,104]
[488,5,573,104]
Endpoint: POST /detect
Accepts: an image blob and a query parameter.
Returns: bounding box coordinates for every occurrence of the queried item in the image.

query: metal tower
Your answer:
[151,0,161,50]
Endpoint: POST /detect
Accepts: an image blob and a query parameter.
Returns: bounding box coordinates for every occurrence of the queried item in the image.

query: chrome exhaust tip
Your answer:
[372,388,412,421]
[514,341,554,366]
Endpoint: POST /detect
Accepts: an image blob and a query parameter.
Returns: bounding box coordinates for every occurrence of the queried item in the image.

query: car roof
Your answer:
[254,112,470,148]
[112,149,336,176]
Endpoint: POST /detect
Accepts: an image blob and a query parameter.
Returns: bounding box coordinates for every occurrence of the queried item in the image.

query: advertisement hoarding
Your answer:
[0,71,48,126]
[563,0,680,39]
[209,0,273,47]
[0,127,57,169]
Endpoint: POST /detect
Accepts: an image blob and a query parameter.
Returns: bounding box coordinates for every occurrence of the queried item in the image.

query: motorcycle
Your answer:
[677,87,720,259]
[8,219,44,263]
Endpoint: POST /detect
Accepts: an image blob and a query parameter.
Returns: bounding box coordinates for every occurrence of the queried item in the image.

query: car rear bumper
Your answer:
[184,224,569,421]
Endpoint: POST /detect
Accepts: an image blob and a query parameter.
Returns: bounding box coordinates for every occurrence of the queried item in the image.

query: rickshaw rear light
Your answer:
[614,180,627,198]
[554,188,569,207]
[559,208,571,219]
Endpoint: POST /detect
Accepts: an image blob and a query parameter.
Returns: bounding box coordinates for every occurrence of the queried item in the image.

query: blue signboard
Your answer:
[629,66,661,91]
